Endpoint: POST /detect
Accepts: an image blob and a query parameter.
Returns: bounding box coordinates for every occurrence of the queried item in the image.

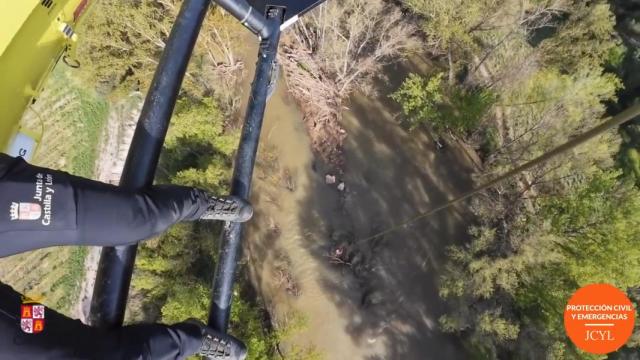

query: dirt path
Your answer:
[245,58,475,359]
[73,95,142,321]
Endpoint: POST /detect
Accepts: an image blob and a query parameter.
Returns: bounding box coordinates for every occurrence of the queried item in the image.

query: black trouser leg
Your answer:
[0,155,209,257]
[0,283,202,360]
[75,182,209,247]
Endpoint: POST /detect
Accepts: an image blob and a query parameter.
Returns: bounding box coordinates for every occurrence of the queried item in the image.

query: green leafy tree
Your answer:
[540,2,621,72]
[440,171,640,358]
[391,72,495,135]
[161,98,238,194]
[77,0,245,111]
[77,0,173,94]
[161,283,210,324]
[542,171,640,288]
[403,0,502,52]
[391,73,445,130]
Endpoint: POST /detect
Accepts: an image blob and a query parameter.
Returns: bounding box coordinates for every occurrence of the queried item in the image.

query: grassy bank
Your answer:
[0,66,109,314]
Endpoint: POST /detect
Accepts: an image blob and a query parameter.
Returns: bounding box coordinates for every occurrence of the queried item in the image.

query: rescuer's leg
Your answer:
[75,181,252,248]
[0,154,252,257]
[0,282,247,360]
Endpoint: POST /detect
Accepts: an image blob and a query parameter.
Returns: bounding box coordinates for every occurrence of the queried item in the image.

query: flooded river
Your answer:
[239,43,476,359]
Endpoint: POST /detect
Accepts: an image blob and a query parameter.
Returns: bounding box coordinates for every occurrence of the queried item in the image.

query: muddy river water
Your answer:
[238,44,476,359]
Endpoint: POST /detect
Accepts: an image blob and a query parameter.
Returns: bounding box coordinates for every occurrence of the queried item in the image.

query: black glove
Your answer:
[186,320,247,360]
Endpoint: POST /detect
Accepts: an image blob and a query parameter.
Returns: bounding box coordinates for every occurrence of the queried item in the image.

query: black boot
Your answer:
[187,320,248,360]
[200,195,253,223]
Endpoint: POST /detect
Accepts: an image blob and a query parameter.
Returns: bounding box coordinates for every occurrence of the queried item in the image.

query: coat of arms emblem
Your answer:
[20,302,45,334]
[10,202,42,221]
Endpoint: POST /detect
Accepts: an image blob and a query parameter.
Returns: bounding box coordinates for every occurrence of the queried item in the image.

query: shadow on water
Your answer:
[244,56,477,359]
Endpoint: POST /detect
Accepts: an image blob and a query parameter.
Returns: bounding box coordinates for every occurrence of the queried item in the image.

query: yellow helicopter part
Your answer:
[0,0,93,160]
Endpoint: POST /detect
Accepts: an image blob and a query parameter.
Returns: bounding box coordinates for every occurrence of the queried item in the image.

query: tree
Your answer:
[391,73,446,130]
[540,1,621,72]
[486,67,621,183]
[402,0,569,68]
[391,72,495,135]
[161,282,210,324]
[77,0,245,112]
[542,171,640,288]
[161,98,237,194]
[439,170,640,358]
[403,0,502,52]
[286,0,418,98]
[77,0,173,94]
[401,0,621,188]
[280,0,418,167]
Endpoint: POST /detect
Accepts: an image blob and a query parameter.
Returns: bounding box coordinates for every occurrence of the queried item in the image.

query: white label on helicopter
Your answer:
[7,132,37,161]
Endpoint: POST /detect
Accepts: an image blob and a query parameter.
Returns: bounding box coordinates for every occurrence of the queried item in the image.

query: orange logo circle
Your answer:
[564,284,636,354]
